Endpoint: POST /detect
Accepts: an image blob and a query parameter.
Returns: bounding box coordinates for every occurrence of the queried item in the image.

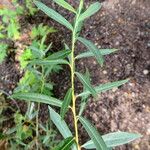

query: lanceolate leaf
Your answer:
[81,131,142,149]
[49,106,72,138]
[60,88,72,119]
[30,59,69,66]
[79,117,108,150]
[78,79,129,98]
[47,50,71,60]
[11,93,62,107]
[78,37,104,66]
[54,137,75,150]
[34,1,73,31]
[75,72,97,97]
[48,107,77,150]
[53,0,76,14]
[75,49,118,59]
[78,2,101,22]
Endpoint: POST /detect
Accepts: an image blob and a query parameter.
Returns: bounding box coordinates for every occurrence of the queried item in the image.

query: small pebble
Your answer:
[143,69,149,75]
[112,87,118,92]
[103,70,107,74]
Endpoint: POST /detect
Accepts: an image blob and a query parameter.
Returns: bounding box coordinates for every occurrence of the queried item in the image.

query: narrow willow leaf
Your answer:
[34,1,73,31]
[49,106,72,138]
[75,49,118,59]
[78,101,86,116]
[30,59,69,66]
[82,68,91,101]
[64,43,71,63]
[60,88,72,119]
[75,72,97,97]
[11,93,62,107]
[79,117,108,150]
[49,107,77,150]
[53,0,76,14]
[78,2,101,22]
[54,137,75,150]
[78,79,129,98]
[81,131,142,149]
[47,50,71,60]
[78,37,104,66]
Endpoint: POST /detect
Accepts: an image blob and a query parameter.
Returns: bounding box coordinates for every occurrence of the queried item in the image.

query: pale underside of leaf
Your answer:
[78,37,104,66]
[11,93,62,107]
[34,1,73,31]
[53,0,76,14]
[79,117,108,150]
[30,59,69,66]
[81,131,142,149]
[75,49,118,59]
[77,79,129,98]
[78,2,101,22]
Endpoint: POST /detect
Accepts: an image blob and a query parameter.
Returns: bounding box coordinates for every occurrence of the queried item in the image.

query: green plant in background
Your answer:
[0,2,23,40]
[25,0,38,15]
[11,0,142,150]
[0,43,8,63]
[16,24,58,94]
[0,0,38,64]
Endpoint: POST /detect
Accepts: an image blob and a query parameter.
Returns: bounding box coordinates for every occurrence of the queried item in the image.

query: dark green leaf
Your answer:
[34,1,73,31]
[75,49,118,59]
[78,79,129,98]
[11,93,62,107]
[30,59,69,66]
[53,0,76,14]
[60,88,72,119]
[75,72,97,97]
[54,137,75,150]
[78,2,101,22]
[81,131,142,149]
[47,50,71,60]
[78,37,104,66]
[79,117,108,150]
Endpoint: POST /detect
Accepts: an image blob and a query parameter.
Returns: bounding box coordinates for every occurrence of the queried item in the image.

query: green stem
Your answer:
[36,66,45,150]
[71,4,83,148]
[71,34,80,150]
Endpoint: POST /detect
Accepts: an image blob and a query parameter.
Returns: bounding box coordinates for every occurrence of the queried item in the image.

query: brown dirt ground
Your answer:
[0,0,150,150]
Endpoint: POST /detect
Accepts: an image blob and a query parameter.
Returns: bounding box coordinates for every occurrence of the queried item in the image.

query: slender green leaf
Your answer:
[60,88,72,119]
[11,93,62,107]
[78,2,101,22]
[78,101,86,116]
[81,132,142,149]
[75,72,97,97]
[54,137,75,150]
[78,37,104,66]
[78,79,129,98]
[79,117,108,150]
[75,49,118,59]
[53,0,76,14]
[49,107,77,150]
[47,50,71,60]
[49,106,72,138]
[34,1,73,31]
[30,59,69,66]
